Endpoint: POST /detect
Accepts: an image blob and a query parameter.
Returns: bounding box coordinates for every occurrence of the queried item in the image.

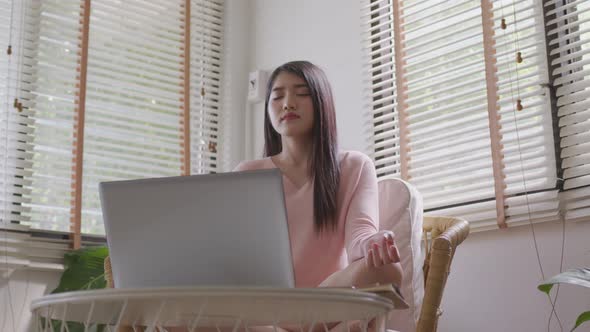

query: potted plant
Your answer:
[42,246,109,332]
[538,268,590,332]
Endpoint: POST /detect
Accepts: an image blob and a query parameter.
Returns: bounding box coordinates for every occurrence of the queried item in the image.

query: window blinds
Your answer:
[494,0,558,226]
[0,0,225,242]
[190,0,224,174]
[361,0,400,177]
[81,0,188,235]
[362,0,558,230]
[21,0,90,236]
[546,0,590,221]
[0,1,59,230]
[0,0,39,227]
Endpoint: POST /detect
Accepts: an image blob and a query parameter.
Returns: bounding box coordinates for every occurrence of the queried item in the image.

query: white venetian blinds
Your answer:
[401,1,494,213]
[22,0,86,233]
[190,0,224,174]
[547,0,590,220]
[81,0,187,234]
[361,0,401,177]
[0,0,36,226]
[362,0,558,230]
[0,0,225,240]
[494,0,558,226]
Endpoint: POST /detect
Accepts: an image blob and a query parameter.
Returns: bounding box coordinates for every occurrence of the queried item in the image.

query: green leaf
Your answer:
[52,246,109,294]
[538,268,590,295]
[572,311,590,332]
[43,246,109,332]
[40,318,105,332]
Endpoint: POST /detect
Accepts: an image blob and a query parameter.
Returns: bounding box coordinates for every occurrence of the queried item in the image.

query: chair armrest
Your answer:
[418,216,469,332]
[104,256,114,288]
[423,216,470,251]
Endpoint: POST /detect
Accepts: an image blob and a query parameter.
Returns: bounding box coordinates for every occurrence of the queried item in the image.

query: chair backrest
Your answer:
[377,178,424,332]
[418,216,469,332]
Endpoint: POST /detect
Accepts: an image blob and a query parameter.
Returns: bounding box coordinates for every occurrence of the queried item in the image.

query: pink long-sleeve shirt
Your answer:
[234,150,379,287]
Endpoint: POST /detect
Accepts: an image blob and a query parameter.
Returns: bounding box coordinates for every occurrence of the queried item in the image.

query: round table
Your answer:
[31,287,394,332]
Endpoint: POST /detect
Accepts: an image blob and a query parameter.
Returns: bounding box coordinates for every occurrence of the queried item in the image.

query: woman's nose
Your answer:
[283,93,296,110]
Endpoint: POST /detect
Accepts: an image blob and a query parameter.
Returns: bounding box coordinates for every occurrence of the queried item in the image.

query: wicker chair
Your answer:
[104,256,114,289]
[417,216,469,332]
[377,178,469,332]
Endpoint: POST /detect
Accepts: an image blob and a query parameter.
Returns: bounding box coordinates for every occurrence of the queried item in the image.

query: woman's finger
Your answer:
[382,246,394,265]
[386,232,400,262]
[386,231,395,245]
[366,249,375,268]
[372,243,383,267]
[381,234,389,248]
[388,244,401,263]
[380,236,394,264]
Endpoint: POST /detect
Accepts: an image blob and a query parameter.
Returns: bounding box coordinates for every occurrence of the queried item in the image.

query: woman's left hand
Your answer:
[365,231,400,268]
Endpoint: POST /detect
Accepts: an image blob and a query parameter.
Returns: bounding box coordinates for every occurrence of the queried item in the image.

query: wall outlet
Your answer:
[247,70,268,103]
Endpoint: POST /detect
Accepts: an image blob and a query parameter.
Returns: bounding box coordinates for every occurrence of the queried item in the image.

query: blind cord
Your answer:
[500,0,566,331]
[2,0,17,329]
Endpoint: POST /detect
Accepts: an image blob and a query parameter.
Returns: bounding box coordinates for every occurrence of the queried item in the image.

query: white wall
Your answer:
[236,1,590,332]
[1,269,61,332]
[442,221,590,332]
[0,225,68,332]
[221,0,254,170]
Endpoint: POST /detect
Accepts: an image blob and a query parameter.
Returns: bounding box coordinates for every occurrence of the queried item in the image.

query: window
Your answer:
[0,0,35,231]
[0,0,225,246]
[546,0,590,220]
[361,0,585,230]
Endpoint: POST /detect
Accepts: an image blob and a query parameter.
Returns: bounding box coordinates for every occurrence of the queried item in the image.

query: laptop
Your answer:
[99,169,295,289]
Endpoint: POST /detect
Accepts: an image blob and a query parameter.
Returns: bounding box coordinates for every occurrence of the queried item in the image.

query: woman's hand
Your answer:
[364,231,400,268]
[319,230,403,288]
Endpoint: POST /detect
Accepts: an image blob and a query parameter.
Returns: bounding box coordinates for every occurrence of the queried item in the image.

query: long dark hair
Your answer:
[263,61,340,232]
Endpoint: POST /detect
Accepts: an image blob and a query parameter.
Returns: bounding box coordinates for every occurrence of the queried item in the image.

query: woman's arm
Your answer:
[318,253,402,288]
[330,153,403,288]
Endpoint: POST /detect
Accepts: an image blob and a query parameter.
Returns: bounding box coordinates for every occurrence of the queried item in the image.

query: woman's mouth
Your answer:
[281,113,300,122]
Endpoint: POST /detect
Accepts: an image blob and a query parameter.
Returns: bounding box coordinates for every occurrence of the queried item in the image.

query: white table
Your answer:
[31,287,395,332]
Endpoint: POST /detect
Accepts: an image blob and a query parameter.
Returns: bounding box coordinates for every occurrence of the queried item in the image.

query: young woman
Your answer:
[235,61,402,289]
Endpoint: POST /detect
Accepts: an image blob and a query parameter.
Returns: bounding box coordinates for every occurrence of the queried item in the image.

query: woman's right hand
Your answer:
[364,231,400,269]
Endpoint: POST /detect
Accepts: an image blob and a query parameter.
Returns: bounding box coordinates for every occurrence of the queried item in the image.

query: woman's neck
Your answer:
[277,135,313,167]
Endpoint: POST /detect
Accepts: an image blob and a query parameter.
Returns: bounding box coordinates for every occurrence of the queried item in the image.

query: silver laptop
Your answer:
[99,169,295,288]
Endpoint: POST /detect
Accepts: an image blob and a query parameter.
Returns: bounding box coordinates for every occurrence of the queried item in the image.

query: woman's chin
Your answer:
[278,127,313,138]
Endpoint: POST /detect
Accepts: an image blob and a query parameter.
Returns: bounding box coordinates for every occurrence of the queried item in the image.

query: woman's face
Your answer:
[268,71,314,138]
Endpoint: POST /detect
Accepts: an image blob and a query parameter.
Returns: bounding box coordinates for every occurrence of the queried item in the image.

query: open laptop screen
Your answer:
[99,169,294,288]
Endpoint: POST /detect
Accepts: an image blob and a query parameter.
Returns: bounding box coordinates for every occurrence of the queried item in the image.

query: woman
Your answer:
[235,61,402,289]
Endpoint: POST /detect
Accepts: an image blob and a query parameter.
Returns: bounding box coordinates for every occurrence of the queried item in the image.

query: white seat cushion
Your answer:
[378,178,424,332]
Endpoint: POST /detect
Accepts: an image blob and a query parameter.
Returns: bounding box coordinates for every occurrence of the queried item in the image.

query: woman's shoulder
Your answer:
[233,158,274,172]
[338,150,374,170]
[338,150,377,185]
